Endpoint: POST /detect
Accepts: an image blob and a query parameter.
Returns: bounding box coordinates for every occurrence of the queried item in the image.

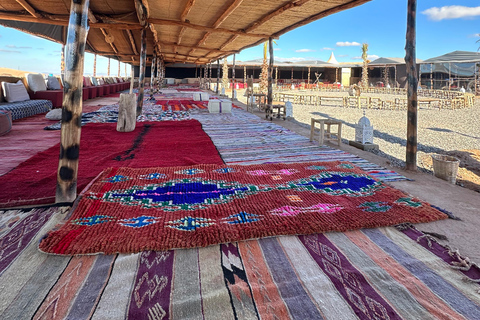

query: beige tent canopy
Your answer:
[0,0,370,65]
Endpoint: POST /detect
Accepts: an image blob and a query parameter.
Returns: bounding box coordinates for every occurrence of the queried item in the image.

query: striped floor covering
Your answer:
[0,206,478,319]
[192,110,407,182]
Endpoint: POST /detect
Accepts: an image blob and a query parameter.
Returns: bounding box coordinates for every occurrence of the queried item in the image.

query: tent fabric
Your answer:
[422,51,480,63]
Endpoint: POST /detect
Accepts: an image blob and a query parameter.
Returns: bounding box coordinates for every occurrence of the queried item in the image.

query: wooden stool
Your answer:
[266,104,286,121]
[310,118,342,146]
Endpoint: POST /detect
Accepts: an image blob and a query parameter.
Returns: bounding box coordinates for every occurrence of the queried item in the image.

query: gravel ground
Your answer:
[238,89,480,172]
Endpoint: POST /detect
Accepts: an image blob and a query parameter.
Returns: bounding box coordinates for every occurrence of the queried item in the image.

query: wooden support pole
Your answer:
[268,37,273,104]
[150,54,156,89]
[56,0,90,203]
[156,57,161,90]
[61,45,65,79]
[216,59,220,94]
[232,54,236,100]
[405,0,418,171]
[130,64,134,93]
[137,28,147,117]
[93,53,96,76]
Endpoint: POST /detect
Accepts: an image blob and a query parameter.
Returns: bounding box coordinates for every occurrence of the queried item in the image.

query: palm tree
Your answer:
[259,41,269,94]
[222,58,228,93]
[361,43,369,89]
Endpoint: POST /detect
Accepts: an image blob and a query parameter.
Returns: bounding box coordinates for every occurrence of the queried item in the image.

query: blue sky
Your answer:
[0,1,479,74]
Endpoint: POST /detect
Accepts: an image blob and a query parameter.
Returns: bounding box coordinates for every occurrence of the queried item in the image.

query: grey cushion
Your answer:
[45,108,63,120]
[26,73,47,92]
[46,76,61,90]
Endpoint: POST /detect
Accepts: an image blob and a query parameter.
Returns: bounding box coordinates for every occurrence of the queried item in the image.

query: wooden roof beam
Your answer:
[160,40,234,54]
[126,30,139,55]
[245,0,312,33]
[192,0,244,55]
[134,0,149,27]
[213,0,244,28]
[147,18,271,38]
[180,0,196,22]
[15,0,40,18]
[0,12,143,29]
[219,35,238,51]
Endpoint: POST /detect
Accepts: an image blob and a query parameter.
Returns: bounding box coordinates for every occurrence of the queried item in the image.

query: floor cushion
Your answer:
[0,99,52,120]
[27,73,47,92]
[1,80,30,103]
[0,110,12,136]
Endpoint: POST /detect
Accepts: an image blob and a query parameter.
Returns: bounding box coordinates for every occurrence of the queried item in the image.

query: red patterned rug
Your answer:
[0,120,224,208]
[39,161,448,255]
[154,99,241,111]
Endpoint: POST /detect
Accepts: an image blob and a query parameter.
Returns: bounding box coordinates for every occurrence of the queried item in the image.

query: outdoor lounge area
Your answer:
[0,0,479,319]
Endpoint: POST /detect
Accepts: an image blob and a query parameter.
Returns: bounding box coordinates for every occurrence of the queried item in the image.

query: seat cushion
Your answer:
[1,81,31,103]
[47,76,61,90]
[0,99,52,120]
[0,110,12,136]
[27,73,47,92]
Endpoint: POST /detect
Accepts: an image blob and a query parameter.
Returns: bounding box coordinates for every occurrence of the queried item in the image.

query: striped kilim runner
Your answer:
[193,110,407,182]
[0,206,478,319]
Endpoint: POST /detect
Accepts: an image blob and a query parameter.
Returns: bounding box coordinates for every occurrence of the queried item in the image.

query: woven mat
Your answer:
[39,161,447,255]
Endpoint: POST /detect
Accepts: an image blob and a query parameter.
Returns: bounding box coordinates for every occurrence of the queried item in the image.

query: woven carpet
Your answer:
[1,206,479,319]
[39,161,447,255]
[0,120,223,208]
[193,110,407,182]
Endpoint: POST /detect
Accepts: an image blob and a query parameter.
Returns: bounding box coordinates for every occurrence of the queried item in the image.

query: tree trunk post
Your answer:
[405,0,418,171]
[268,37,274,105]
[150,54,156,90]
[56,0,90,203]
[93,53,96,77]
[136,28,147,117]
[216,59,220,94]
[232,54,236,100]
[130,64,134,93]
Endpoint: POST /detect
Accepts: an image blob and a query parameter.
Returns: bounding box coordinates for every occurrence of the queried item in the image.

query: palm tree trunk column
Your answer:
[56,0,90,203]
[405,0,418,171]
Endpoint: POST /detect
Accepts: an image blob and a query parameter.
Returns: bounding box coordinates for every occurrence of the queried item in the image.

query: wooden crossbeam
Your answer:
[192,0,244,55]
[0,12,143,29]
[126,30,139,55]
[180,0,196,22]
[245,0,312,33]
[15,0,40,18]
[160,40,233,53]
[219,35,238,51]
[147,18,270,38]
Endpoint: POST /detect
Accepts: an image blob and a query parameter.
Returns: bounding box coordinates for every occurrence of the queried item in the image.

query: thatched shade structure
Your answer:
[0,0,371,65]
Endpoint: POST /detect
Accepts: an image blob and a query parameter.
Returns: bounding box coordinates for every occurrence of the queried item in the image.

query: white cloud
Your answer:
[322,47,334,51]
[352,54,379,60]
[338,54,349,58]
[274,48,281,51]
[336,41,361,47]
[0,49,21,54]
[275,57,306,62]
[422,6,480,21]
[6,44,32,49]
[295,48,315,53]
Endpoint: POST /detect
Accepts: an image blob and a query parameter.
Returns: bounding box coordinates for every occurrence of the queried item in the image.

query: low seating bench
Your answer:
[0,99,52,120]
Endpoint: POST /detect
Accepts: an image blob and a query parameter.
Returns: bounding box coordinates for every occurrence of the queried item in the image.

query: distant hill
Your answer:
[0,67,29,77]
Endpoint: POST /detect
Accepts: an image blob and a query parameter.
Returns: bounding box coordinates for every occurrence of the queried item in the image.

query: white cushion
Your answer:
[26,73,47,92]
[45,108,62,120]
[1,81,30,102]
[46,76,61,90]
[91,77,99,86]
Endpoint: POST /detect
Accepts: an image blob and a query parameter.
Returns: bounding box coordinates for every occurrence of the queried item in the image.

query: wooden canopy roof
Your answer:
[0,0,370,65]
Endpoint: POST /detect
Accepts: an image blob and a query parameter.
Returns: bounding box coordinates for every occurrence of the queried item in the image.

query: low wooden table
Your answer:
[247,93,267,112]
[310,118,342,146]
[266,104,286,121]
